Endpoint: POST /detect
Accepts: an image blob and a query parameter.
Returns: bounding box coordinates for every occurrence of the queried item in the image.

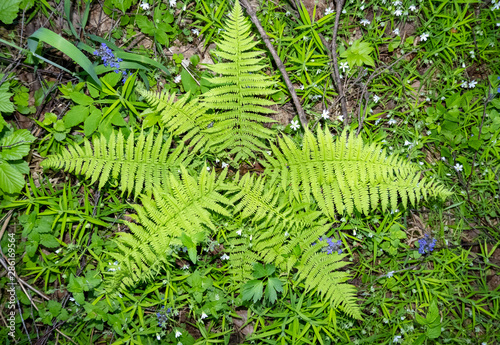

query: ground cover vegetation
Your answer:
[0,0,499,344]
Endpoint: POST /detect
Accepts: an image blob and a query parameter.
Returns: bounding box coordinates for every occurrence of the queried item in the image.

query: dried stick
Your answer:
[328,0,348,125]
[240,0,308,129]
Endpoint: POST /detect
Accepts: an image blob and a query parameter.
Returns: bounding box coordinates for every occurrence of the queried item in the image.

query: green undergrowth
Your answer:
[0,0,499,344]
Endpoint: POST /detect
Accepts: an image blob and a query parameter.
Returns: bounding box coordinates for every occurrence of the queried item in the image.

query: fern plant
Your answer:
[42,0,451,324]
[41,129,197,198]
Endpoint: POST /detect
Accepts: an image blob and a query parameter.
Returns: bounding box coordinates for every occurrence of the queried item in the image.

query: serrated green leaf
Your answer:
[241,280,264,303]
[265,277,283,304]
[0,0,21,25]
[0,129,35,160]
[40,234,60,248]
[47,300,62,316]
[0,83,15,113]
[0,160,25,193]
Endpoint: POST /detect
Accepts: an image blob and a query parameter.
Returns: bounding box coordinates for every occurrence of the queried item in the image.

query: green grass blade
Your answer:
[27,28,101,87]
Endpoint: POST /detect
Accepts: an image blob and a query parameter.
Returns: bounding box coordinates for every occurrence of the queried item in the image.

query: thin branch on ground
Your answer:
[328,0,348,126]
[240,0,308,129]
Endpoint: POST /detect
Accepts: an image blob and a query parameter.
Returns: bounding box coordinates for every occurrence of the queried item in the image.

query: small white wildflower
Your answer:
[321,109,330,120]
[425,97,430,101]
[284,231,289,237]
[394,9,403,16]
[175,330,182,338]
[426,130,431,135]
[460,80,468,88]
[290,120,300,131]
[454,163,463,172]
[221,162,228,169]
[215,159,220,163]
[181,264,190,270]
[174,75,181,83]
[325,7,334,15]
[192,28,200,36]
[206,166,211,171]
[337,115,344,122]
[420,33,429,41]
[419,162,424,165]
[236,229,242,236]
[441,96,446,100]
[201,312,208,319]
[393,1,402,5]
[169,0,176,8]
[299,84,304,90]
[373,95,380,103]
[393,28,400,35]
[409,5,417,11]
[221,253,230,260]
[157,334,161,340]
[468,80,477,88]
[404,140,412,146]
[360,5,365,10]
[266,151,271,156]
[140,2,150,10]
[360,19,371,26]
[340,61,349,72]
[285,11,290,16]
[387,271,395,278]
[388,118,397,125]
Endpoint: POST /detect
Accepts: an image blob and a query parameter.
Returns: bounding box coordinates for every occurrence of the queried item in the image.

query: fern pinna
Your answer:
[264,127,451,219]
[201,0,277,162]
[105,166,231,292]
[41,130,195,198]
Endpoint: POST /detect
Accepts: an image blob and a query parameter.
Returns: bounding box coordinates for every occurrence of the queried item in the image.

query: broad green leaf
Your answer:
[84,107,101,137]
[0,83,15,113]
[64,105,90,128]
[181,69,200,94]
[0,129,35,160]
[0,160,25,193]
[40,234,60,248]
[426,325,441,339]
[47,300,62,316]
[70,91,94,106]
[83,270,102,291]
[253,263,275,279]
[0,0,21,25]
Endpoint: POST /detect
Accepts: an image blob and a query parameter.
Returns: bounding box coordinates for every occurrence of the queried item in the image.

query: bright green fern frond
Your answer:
[105,166,231,291]
[264,127,451,219]
[201,0,277,161]
[139,89,215,154]
[42,130,195,198]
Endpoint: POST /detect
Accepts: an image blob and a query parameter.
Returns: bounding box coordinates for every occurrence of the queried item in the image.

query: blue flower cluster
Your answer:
[418,234,437,254]
[156,306,171,328]
[93,43,130,83]
[314,236,343,255]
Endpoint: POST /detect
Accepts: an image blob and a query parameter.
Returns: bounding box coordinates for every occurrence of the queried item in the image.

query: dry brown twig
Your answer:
[240,0,308,129]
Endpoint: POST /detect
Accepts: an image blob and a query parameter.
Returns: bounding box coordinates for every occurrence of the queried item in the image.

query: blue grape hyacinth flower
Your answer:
[314,236,343,254]
[418,234,437,254]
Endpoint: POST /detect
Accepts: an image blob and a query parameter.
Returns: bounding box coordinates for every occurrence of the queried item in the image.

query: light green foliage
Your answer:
[226,172,361,318]
[139,89,214,154]
[265,127,451,219]
[0,116,35,195]
[0,0,22,25]
[201,0,277,161]
[41,130,195,198]
[105,166,231,292]
[340,39,375,67]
